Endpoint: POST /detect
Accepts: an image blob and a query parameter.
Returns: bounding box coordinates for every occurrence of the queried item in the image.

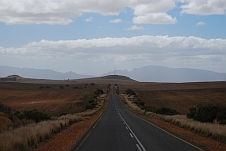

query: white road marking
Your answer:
[126,126,128,129]
[120,116,146,151]
[130,133,133,138]
[113,96,146,151]
[136,144,142,151]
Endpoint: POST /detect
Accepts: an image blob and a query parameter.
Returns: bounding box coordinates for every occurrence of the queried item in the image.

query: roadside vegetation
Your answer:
[124,89,179,115]
[0,86,107,151]
[121,88,226,142]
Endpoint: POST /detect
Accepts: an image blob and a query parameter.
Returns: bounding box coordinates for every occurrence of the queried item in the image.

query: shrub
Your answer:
[217,105,226,121]
[156,107,179,115]
[144,106,157,113]
[93,89,104,98]
[125,89,136,96]
[187,107,196,119]
[187,103,218,123]
[23,109,51,123]
[39,86,45,89]
[85,102,97,110]
[219,120,226,125]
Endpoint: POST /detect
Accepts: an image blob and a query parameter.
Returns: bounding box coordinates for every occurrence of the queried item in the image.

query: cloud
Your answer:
[110,19,122,23]
[196,22,205,26]
[1,36,226,74]
[1,35,225,61]
[180,0,226,15]
[0,0,177,25]
[133,13,177,24]
[124,25,144,30]
[85,17,93,22]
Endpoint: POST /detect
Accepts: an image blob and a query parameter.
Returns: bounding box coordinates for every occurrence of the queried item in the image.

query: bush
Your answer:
[23,109,51,123]
[39,86,45,89]
[187,107,196,119]
[125,89,136,96]
[86,102,97,110]
[217,105,226,121]
[93,89,104,98]
[219,120,226,125]
[187,103,218,123]
[144,106,157,113]
[156,107,179,115]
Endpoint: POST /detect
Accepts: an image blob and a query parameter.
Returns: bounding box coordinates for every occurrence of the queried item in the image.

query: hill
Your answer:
[0,66,90,80]
[104,66,226,82]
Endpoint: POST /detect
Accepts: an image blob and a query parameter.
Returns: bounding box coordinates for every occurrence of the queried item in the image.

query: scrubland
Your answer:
[0,81,107,151]
[120,82,226,149]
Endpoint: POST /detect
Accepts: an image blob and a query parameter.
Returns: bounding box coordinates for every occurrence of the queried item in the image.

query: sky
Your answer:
[0,0,226,76]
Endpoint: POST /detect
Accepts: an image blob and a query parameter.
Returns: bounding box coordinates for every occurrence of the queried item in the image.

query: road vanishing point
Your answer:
[70,87,207,151]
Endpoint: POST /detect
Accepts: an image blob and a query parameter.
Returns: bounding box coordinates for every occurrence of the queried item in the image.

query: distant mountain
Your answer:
[103,66,226,82]
[0,66,90,80]
[101,75,137,81]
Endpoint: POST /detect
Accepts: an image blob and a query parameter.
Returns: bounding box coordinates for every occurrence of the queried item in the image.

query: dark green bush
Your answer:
[187,103,218,123]
[219,120,226,125]
[23,109,51,123]
[187,107,196,119]
[217,105,226,121]
[125,89,136,96]
[86,102,97,110]
[156,107,179,115]
[194,104,218,123]
[144,106,157,113]
[39,86,45,89]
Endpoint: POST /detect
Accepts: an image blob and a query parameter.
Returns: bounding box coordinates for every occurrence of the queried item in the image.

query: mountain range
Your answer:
[103,66,226,82]
[0,66,90,80]
[1,65,226,82]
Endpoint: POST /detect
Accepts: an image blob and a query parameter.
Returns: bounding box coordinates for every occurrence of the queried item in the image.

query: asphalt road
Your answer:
[71,88,207,151]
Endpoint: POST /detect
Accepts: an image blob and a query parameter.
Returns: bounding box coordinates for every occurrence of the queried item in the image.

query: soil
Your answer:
[32,113,101,151]
[147,117,226,151]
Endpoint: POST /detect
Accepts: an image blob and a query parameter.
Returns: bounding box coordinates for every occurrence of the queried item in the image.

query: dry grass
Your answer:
[162,115,226,142]
[0,119,70,151]
[0,89,106,151]
[0,82,107,117]
[0,98,105,151]
[122,93,226,143]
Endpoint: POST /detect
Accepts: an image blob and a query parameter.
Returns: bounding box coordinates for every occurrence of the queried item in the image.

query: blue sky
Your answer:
[0,0,226,76]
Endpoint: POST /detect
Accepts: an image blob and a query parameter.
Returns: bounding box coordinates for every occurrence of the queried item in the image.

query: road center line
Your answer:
[120,116,146,151]
[136,144,142,151]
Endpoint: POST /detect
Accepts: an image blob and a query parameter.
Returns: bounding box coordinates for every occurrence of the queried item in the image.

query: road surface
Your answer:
[71,88,207,151]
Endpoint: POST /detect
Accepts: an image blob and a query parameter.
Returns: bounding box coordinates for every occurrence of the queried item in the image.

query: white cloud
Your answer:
[1,35,225,63]
[110,19,122,23]
[130,0,176,15]
[196,22,205,26]
[124,25,144,30]
[0,0,177,25]
[85,17,93,22]
[133,13,177,24]
[180,0,226,15]
[1,36,226,74]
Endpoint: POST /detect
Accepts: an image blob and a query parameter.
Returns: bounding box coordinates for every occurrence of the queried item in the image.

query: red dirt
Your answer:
[147,117,226,151]
[33,113,100,151]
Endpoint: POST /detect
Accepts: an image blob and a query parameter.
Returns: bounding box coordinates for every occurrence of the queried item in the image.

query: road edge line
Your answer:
[118,95,205,151]
[69,98,108,151]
